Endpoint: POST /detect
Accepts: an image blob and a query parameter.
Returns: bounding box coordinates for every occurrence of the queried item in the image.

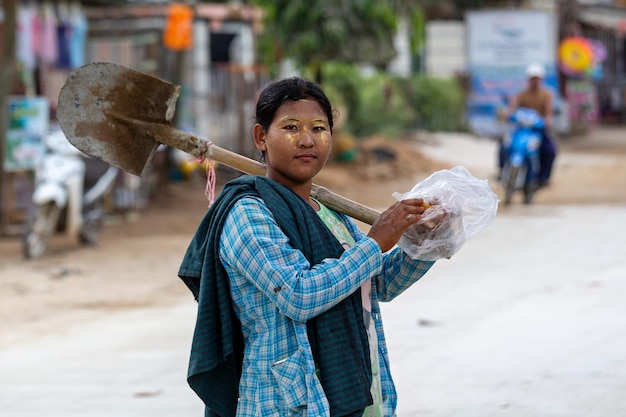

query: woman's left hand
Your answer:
[367,198,428,252]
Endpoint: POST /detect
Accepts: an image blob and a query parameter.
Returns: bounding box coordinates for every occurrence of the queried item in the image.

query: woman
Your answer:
[179,77,436,417]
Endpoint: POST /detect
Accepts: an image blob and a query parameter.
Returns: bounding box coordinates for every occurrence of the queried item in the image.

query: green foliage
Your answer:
[409,9,425,55]
[248,1,465,136]
[406,75,466,132]
[252,0,402,79]
[348,75,417,138]
[318,63,362,121]
[322,69,466,138]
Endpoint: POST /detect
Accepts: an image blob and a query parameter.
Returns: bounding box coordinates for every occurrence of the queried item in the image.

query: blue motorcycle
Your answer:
[500,107,544,205]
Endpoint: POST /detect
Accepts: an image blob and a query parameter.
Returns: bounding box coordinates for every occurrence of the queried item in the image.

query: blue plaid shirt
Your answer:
[220,196,435,417]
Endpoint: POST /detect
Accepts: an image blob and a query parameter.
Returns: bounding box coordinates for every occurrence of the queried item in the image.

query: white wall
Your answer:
[387,17,412,77]
[425,20,466,78]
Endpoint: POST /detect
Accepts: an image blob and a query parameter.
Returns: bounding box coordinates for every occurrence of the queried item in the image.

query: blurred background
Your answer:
[1,0,625,234]
[2,2,626,416]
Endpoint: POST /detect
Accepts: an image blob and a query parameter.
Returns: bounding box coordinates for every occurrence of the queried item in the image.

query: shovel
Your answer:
[56,62,380,225]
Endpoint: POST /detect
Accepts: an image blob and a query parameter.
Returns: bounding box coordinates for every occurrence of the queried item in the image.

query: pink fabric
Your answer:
[189,142,217,207]
[204,159,217,206]
[361,281,372,313]
[40,5,58,65]
[32,9,41,57]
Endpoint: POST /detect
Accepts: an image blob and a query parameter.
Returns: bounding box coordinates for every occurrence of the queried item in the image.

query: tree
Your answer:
[253,0,417,83]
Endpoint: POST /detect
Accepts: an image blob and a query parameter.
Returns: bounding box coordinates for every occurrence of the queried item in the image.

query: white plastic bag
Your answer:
[392,166,499,261]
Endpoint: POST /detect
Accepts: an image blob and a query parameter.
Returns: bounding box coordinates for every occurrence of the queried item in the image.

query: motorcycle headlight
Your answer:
[527,137,541,151]
[519,114,534,128]
[515,109,541,128]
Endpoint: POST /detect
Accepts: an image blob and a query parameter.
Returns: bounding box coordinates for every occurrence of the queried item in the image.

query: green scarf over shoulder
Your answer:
[178,175,372,417]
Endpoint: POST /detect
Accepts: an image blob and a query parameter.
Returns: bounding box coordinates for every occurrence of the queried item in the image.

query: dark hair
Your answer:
[255,77,334,133]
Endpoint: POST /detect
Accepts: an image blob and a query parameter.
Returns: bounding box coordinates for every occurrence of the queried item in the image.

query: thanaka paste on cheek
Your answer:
[284,131,298,143]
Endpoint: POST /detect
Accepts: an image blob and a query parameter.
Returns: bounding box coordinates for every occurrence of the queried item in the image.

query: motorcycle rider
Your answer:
[499,63,557,188]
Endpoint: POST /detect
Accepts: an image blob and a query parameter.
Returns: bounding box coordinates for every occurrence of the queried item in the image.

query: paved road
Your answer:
[386,204,626,417]
[0,303,203,417]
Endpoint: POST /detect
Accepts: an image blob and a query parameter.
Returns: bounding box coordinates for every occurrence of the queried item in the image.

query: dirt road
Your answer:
[1,125,624,347]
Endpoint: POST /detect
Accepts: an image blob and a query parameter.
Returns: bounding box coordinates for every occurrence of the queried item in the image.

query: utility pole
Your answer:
[560,0,581,38]
[0,0,17,233]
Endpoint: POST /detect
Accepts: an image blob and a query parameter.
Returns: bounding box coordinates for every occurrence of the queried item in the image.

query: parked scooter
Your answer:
[500,107,544,205]
[23,128,119,259]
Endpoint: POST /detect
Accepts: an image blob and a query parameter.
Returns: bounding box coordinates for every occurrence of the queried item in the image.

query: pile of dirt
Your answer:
[330,135,448,180]
[315,135,450,210]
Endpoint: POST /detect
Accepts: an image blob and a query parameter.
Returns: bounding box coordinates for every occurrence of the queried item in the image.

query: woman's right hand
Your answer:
[367,198,427,252]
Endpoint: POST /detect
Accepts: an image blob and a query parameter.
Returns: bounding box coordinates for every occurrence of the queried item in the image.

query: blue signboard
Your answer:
[4,96,49,171]
[466,10,559,138]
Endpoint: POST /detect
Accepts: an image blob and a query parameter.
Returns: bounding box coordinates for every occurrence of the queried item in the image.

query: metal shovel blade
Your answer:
[57,62,181,176]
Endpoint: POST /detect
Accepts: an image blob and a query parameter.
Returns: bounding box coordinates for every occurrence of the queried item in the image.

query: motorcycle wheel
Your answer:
[523,182,538,204]
[23,202,61,259]
[504,165,519,205]
[79,202,104,246]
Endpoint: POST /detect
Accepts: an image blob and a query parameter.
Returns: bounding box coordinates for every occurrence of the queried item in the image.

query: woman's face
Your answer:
[253,98,332,189]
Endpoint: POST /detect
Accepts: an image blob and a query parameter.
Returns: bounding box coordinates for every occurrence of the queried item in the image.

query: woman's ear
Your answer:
[253,123,266,151]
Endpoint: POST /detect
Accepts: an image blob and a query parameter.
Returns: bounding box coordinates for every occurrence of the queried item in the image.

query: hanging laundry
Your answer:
[56,2,72,69]
[16,4,37,71]
[32,5,42,58]
[69,3,88,69]
[40,1,59,66]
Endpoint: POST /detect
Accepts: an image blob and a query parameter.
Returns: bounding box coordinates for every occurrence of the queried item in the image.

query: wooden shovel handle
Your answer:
[111,111,381,225]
